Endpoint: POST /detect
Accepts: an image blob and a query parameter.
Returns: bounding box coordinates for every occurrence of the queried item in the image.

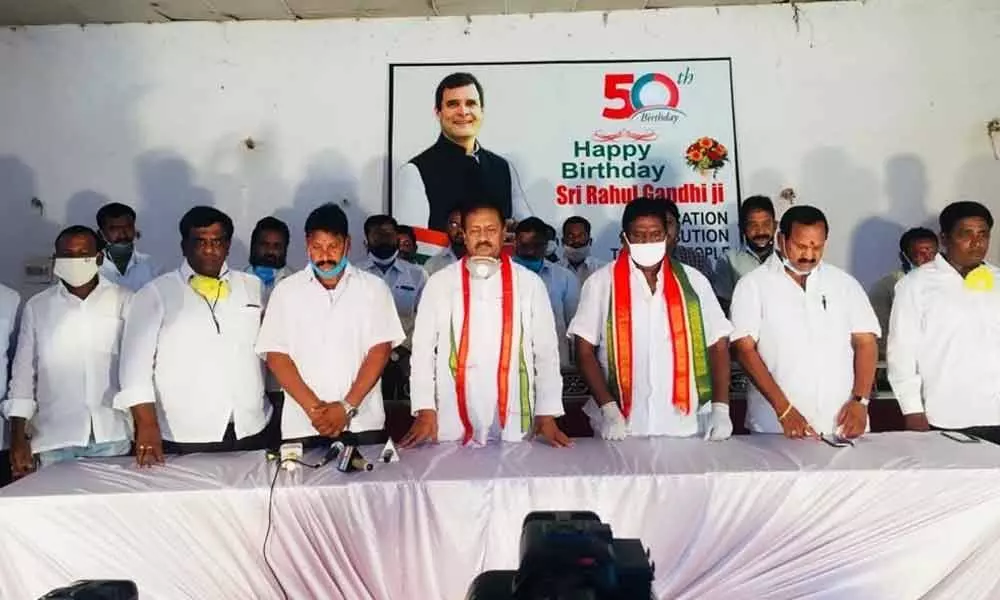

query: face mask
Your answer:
[54,257,99,287]
[190,274,230,301]
[781,255,817,277]
[370,250,398,267]
[964,265,995,292]
[368,243,397,261]
[467,256,499,280]
[626,240,666,268]
[563,244,591,264]
[252,265,278,286]
[899,252,916,274]
[311,257,348,280]
[105,241,134,260]
[513,256,545,273]
[545,240,558,257]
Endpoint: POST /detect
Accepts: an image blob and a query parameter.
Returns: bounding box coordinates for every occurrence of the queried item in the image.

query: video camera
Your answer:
[466,511,654,600]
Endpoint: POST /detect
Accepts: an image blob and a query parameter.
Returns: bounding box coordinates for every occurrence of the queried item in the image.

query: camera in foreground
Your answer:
[467,511,654,600]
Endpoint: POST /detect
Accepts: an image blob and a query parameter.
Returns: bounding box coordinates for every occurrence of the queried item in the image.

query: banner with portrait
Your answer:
[388,59,740,264]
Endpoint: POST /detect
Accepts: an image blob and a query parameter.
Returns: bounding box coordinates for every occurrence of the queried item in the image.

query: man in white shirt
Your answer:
[246,216,293,305]
[394,72,530,234]
[5,226,131,478]
[257,204,405,447]
[712,195,777,314]
[869,227,938,359]
[0,282,19,485]
[402,200,570,447]
[96,202,159,291]
[569,197,733,440]
[424,207,466,276]
[116,207,273,465]
[731,205,879,439]
[889,201,1000,443]
[560,216,605,285]
[514,217,580,369]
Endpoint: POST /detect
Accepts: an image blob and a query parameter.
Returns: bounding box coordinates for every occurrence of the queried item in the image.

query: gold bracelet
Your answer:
[778,404,793,421]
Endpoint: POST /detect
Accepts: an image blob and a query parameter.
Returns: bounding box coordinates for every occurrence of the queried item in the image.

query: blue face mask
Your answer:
[311,257,349,280]
[252,265,278,286]
[513,256,545,273]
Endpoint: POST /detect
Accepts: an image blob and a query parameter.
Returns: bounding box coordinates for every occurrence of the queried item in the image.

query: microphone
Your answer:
[336,445,373,472]
[320,431,361,467]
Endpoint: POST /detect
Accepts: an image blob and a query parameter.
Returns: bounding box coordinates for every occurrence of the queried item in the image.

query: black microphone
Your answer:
[336,445,373,472]
[320,431,361,467]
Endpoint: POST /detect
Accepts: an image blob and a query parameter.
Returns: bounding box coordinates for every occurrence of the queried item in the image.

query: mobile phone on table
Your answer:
[820,434,854,448]
[940,431,981,444]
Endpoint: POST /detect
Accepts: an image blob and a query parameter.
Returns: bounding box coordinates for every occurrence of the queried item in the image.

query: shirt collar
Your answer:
[55,273,109,303]
[435,133,481,159]
[740,244,773,263]
[180,260,231,282]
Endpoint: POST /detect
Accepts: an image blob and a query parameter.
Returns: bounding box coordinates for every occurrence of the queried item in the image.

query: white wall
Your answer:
[0,0,997,295]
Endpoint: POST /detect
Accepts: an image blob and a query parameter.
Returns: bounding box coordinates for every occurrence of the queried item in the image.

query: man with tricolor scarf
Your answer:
[889,201,1000,445]
[402,200,570,447]
[569,197,734,440]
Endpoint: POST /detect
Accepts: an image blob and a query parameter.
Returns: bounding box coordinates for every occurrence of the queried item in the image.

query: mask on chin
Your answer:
[311,257,348,280]
[466,256,500,279]
[781,255,817,276]
[563,244,591,264]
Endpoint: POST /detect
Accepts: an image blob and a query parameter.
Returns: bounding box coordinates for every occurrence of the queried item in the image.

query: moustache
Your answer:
[316,261,335,270]
[475,242,494,250]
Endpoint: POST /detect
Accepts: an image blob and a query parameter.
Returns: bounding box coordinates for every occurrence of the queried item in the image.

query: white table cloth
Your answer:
[3,432,1000,600]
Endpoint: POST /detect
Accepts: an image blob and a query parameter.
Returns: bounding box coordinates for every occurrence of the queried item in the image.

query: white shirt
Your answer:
[0,284,21,451]
[568,260,731,437]
[410,261,564,444]
[535,262,581,368]
[730,255,880,435]
[245,265,293,307]
[424,247,460,276]
[255,266,405,439]
[358,255,428,348]
[115,262,270,443]
[2,278,131,454]
[395,158,532,229]
[559,255,606,286]
[99,249,159,291]
[888,255,1000,428]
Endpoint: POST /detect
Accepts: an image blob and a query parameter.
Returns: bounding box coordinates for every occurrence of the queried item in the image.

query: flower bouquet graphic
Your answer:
[685,137,729,178]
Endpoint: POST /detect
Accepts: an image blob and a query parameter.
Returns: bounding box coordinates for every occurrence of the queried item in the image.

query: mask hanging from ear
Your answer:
[964,265,995,292]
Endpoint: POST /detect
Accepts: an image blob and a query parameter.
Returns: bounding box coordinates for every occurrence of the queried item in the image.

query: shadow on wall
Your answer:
[0,156,62,297]
[955,154,1000,262]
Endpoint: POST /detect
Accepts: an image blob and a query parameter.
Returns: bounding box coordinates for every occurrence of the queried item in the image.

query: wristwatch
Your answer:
[851,395,870,407]
[338,400,359,420]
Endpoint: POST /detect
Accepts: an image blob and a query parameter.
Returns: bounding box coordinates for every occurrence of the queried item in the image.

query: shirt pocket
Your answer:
[227,305,262,347]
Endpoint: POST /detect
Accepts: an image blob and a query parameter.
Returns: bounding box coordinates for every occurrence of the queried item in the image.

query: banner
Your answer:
[388,59,740,265]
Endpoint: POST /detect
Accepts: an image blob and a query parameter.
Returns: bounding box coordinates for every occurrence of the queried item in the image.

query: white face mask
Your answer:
[466,256,500,280]
[626,240,666,268]
[563,244,591,264]
[54,257,99,287]
[781,255,817,276]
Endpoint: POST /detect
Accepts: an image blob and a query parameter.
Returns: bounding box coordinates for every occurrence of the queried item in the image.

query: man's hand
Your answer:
[599,402,628,441]
[308,403,348,438]
[836,399,868,439]
[10,435,34,479]
[704,402,733,441]
[132,404,164,468]
[400,409,438,448]
[534,416,572,448]
[778,404,817,439]
[903,412,930,432]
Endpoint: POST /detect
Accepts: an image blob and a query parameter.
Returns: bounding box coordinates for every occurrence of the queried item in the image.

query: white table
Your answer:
[3,432,1000,600]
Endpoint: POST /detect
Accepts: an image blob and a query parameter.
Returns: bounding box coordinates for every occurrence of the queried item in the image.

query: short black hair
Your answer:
[305,203,349,238]
[435,72,484,111]
[96,202,136,230]
[899,227,938,255]
[779,205,829,238]
[563,216,592,236]
[515,217,548,237]
[543,224,557,241]
[460,199,505,227]
[55,225,103,252]
[621,196,678,232]
[739,195,775,228]
[250,216,290,248]
[363,214,398,237]
[396,224,416,243]
[939,201,994,235]
[179,206,234,242]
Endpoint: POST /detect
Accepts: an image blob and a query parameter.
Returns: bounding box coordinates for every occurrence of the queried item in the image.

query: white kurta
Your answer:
[410,261,563,444]
[730,255,881,435]
[568,260,731,437]
[3,278,131,453]
[255,266,405,439]
[888,255,1000,428]
[115,262,270,443]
